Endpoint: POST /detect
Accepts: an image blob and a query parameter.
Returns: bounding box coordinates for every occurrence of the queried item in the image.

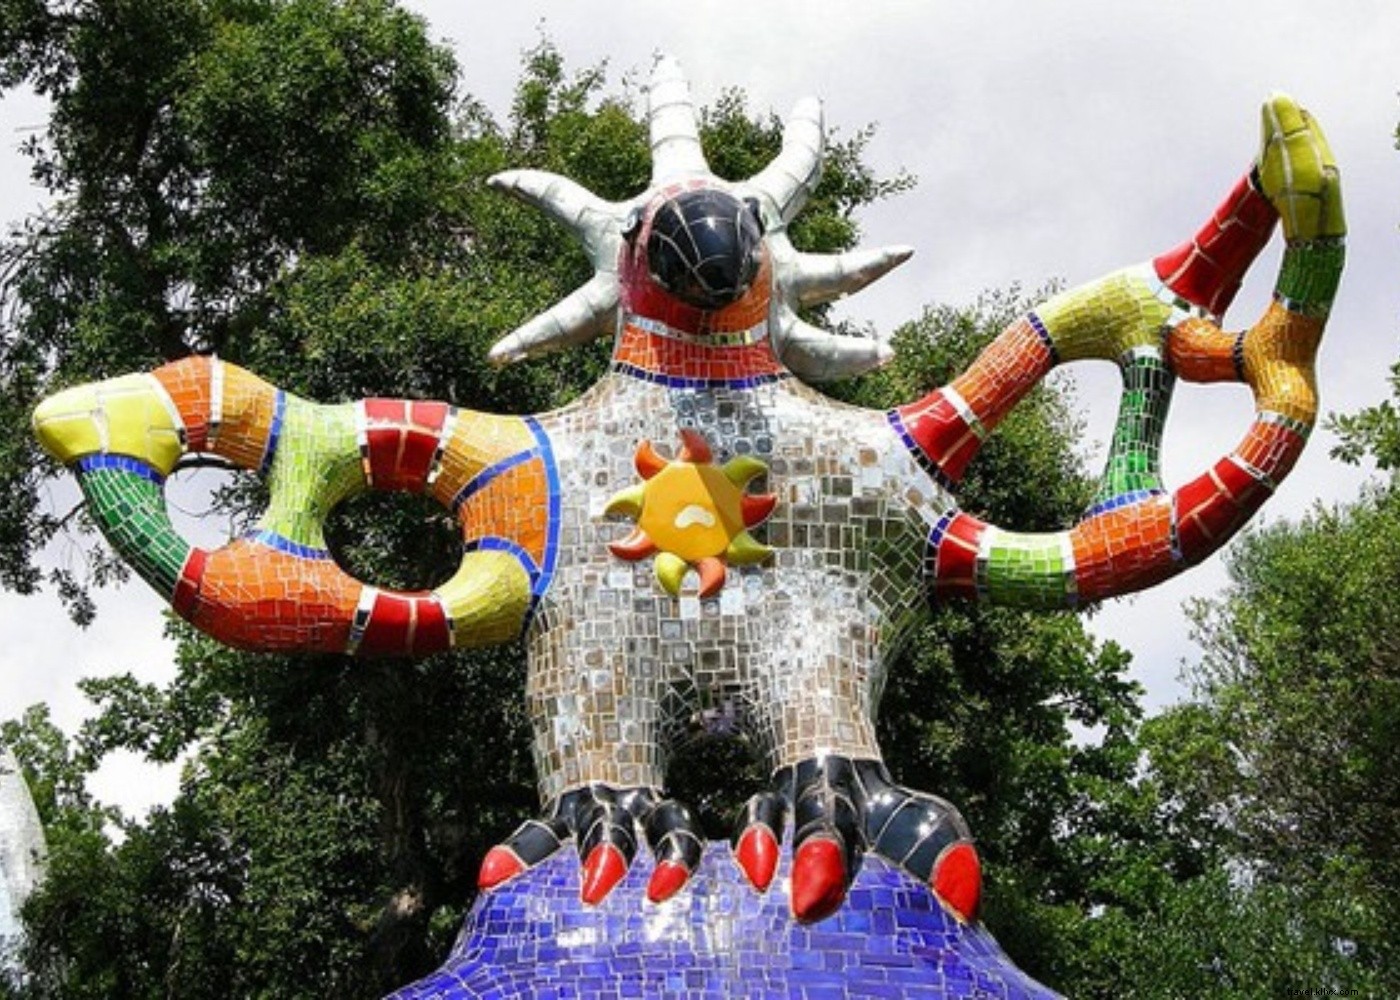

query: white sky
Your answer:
[1,0,1397,816]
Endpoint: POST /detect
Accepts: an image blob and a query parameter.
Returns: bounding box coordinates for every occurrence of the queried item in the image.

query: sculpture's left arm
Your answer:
[33,357,557,654]
[890,94,1343,609]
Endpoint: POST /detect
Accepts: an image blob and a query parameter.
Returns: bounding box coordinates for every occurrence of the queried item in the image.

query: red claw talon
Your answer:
[734,825,780,892]
[478,846,526,891]
[790,838,847,924]
[580,843,629,905]
[931,842,982,923]
[646,860,691,903]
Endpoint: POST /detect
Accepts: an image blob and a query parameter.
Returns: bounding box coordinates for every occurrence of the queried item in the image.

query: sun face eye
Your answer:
[604,429,776,597]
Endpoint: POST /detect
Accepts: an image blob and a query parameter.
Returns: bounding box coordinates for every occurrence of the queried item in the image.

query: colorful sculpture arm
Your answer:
[894,94,1343,609]
[32,356,557,654]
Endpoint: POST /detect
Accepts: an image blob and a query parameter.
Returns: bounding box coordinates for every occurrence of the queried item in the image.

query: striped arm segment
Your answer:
[33,356,558,656]
[911,94,1342,610]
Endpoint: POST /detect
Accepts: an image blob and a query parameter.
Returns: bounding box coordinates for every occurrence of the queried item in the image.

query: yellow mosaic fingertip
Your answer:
[32,373,185,474]
[1258,93,1345,241]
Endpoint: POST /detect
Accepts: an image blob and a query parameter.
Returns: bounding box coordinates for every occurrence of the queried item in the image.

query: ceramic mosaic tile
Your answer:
[388,846,1062,1000]
[30,58,1346,997]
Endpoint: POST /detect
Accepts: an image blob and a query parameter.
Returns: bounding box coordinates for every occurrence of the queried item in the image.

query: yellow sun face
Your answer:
[605,429,776,597]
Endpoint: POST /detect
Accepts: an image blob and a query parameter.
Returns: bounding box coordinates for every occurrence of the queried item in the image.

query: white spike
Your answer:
[772,304,893,382]
[781,245,915,308]
[745,97,824,226]
[488,274,620,364]
[488,170,623,267]
[647,53,709,183]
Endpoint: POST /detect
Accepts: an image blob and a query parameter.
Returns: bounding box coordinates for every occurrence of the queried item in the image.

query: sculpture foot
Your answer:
[732,756,981,924]
[478,784,703,907]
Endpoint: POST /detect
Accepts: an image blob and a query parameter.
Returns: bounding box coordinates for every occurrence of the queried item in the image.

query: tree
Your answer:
[1,5,1156,995]
[1115,379,1400,994]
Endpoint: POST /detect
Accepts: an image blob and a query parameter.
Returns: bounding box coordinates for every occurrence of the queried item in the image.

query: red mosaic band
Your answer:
[1153,169,1279,318]
[359,398,453,492]
[927,512,986,599]
[353,589,453,657]
[171,546,210,621]
[1173,454,1275,563]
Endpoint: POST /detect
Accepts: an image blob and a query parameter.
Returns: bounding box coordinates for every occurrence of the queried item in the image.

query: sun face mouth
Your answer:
[605,429,777,597]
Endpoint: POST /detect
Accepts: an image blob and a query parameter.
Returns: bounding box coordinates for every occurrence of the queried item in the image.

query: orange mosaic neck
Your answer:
[610,317,787,388]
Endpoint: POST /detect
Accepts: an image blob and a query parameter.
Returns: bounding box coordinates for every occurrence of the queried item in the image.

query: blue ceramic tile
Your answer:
[387,844,1060,999]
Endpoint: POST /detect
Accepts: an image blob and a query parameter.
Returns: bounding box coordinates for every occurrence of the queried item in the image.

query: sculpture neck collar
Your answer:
[609,310,789,390]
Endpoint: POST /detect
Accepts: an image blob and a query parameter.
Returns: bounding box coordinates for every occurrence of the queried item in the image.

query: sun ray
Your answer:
[655,551,690,596]
[677,428,712,464]
[742,494,777,526]
[722,455,768,487]
[604,484,646,519]
[609,527,658,560]
[725,532,773,566]
[635,440,669,479]
[695,557,727,598]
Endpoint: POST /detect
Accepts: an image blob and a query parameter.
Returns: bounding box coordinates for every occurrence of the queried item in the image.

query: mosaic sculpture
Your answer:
[0,748,45,977]
[32,53,1342,987]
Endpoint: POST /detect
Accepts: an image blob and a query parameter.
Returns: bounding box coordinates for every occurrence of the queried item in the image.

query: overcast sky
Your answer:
[1,0,1398,816]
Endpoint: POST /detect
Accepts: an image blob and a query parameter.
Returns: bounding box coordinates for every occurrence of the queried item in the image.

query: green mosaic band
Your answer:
[76,457,191,598]
[259,398,364,552]
[1275,237,1345,315]
[1090,348,1176,512]
[976,528,1075,608]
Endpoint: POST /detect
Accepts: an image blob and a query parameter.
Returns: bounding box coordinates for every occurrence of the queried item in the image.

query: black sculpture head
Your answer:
[645,188,764,310]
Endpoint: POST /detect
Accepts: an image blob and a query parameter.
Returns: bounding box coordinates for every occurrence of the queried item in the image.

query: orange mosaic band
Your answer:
[891,316,1055,487]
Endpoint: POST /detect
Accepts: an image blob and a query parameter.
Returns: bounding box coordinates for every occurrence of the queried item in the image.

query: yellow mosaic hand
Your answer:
[1257,93,1345,242]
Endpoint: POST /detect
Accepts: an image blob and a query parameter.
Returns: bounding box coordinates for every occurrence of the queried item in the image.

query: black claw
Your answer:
[505,817,571,867]
[616,786,661,821]
[565,786,639,864]
[857,760,972,884]
[788,756,865,873]
[478,815,571,890]
[730,790,786,849]
[645,798,704,871]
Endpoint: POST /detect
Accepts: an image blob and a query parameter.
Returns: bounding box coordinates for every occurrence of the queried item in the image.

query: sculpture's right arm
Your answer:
[32,356,558,656]
[886,94,1343,610]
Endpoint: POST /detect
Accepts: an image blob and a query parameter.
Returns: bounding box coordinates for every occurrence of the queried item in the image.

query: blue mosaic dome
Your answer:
[389,843,1060,999]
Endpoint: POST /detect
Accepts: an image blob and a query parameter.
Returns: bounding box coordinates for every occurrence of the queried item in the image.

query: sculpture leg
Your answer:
[479,633,707,905]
